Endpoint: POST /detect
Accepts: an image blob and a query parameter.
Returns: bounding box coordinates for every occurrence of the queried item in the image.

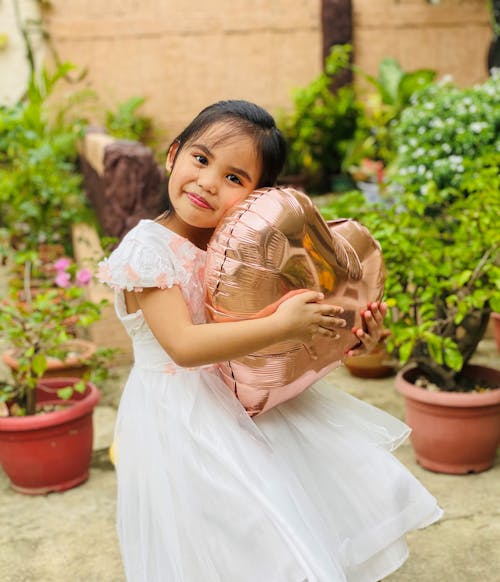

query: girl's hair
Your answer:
[170,100,287,187]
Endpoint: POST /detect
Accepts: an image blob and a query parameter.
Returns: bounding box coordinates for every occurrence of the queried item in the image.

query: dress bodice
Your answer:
[97,219,209,373]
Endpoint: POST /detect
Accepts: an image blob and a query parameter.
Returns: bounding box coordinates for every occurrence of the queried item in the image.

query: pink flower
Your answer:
[53,258,71,272]
[55,271,71,288]
[76,268,92,286]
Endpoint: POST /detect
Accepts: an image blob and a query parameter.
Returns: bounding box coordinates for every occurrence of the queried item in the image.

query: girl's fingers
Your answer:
[318,327,340,339]
[320,316,346,330]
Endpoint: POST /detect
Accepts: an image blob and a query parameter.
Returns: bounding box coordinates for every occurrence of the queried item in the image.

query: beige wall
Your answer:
[353,0,491,88]
[40,0,491,143]
[43,1,323,145]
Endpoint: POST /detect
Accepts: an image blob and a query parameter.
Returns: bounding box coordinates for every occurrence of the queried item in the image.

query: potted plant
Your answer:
[277,44,362,193]
[0,63,95,264]
[0,255,113,494]
[343,57,436,204]
[321,72,500,474]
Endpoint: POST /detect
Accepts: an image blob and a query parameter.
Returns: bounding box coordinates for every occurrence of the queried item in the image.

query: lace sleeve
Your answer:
[96,223,187,292]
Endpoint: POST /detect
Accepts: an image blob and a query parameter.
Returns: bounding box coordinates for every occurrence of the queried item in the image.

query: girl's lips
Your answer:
[186,192,213,210]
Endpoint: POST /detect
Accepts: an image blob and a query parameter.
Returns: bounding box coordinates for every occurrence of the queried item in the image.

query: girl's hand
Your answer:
[274,291,346,345]
[346,301,389,357]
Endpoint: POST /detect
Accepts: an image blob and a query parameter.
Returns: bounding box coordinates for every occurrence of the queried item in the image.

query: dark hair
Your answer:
[170,100,287,187]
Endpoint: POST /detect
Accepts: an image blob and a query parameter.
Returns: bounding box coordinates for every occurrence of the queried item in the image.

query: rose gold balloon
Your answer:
[205,187,386,416]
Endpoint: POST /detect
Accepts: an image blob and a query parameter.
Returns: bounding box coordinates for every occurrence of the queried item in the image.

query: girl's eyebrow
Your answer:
[192,143,252,183]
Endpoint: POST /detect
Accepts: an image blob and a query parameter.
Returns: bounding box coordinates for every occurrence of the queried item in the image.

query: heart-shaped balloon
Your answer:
[205,187,385,416]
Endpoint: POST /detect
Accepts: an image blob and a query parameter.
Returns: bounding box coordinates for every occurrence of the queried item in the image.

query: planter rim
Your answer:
[396,364,500,408]
[2,339,96,372]
[0,378,100,432]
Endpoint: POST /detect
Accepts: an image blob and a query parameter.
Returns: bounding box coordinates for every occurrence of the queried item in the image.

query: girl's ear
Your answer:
[166,141,180,173]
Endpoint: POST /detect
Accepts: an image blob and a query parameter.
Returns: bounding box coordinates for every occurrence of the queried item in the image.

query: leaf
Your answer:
[454,270,472,287]
[425,333,443,365]
[57,387,74,400]
[378,58,403,105]
[73,380,86,394]
[398,339,415,364]
[32,354,47,376]
[443,343,463,371]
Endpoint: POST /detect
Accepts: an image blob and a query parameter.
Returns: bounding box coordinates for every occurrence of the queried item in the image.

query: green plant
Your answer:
[320,153,500,390]
[0,63,94,255]
[343,57,436,175]
[278,44,363,191]
[105,96,153,143]
[389,70,500,210]
[0,256,113,416]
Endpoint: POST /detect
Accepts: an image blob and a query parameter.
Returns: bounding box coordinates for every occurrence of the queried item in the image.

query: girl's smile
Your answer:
[185,191,214,210]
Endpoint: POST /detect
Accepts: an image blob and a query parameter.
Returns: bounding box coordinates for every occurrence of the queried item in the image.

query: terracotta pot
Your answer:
[2,339,97,379]
[395,365,500,474]
[0,378,100,494]
[344,347,395,379]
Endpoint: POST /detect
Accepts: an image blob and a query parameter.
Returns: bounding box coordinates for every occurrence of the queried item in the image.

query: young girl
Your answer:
[98,100,442,582]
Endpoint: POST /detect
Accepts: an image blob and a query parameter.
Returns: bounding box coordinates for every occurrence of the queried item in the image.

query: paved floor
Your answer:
[0,339,499,582]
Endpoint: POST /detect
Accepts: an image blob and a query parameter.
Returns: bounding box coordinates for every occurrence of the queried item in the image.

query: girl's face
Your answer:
[165,124,261,234]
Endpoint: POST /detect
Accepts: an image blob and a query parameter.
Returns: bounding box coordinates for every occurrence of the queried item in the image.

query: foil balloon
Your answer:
[205,187,386,416]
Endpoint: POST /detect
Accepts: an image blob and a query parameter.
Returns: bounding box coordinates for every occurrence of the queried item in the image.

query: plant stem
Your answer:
[23,260,32,304]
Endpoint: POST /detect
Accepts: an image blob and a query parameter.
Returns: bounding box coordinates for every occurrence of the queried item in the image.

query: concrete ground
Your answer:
[0,339,498,582]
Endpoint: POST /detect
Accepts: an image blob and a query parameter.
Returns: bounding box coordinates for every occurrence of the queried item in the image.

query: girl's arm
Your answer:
[135,285,344,368]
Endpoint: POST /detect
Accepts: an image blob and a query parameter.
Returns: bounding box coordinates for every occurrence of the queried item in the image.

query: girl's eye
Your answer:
[194,154,208,165]
[227,174,242,185]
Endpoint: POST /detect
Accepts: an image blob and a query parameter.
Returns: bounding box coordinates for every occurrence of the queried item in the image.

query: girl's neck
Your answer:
[157,212,214,251]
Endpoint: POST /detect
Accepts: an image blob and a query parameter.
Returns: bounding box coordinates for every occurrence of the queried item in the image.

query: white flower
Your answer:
[470,122,486,133]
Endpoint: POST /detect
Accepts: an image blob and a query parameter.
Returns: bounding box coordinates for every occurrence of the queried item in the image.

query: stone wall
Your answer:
[20,1,493,143]
[352,0,491,88]
[42,0,323,144]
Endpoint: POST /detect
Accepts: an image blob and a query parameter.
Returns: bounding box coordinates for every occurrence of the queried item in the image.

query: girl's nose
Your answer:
[197,170,217,194]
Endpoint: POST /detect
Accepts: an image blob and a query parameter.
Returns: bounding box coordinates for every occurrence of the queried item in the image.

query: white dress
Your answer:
[98,219,442,582]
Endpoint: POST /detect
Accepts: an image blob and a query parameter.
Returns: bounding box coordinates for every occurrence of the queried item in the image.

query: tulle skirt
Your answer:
[114,365,442,582]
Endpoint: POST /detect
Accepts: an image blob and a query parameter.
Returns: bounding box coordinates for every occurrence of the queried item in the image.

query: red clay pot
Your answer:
[2,339,96,379]
[344,347,395,379]
[0,378,100,494]
[396,365,500,474]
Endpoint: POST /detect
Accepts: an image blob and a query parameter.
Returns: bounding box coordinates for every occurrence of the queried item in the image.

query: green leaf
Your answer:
[398,340,415,364]
[73,380,86,394]
[443,343,463,371]
[425,333,443,365]
[32,354,47,376]
[57,387,74,400]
